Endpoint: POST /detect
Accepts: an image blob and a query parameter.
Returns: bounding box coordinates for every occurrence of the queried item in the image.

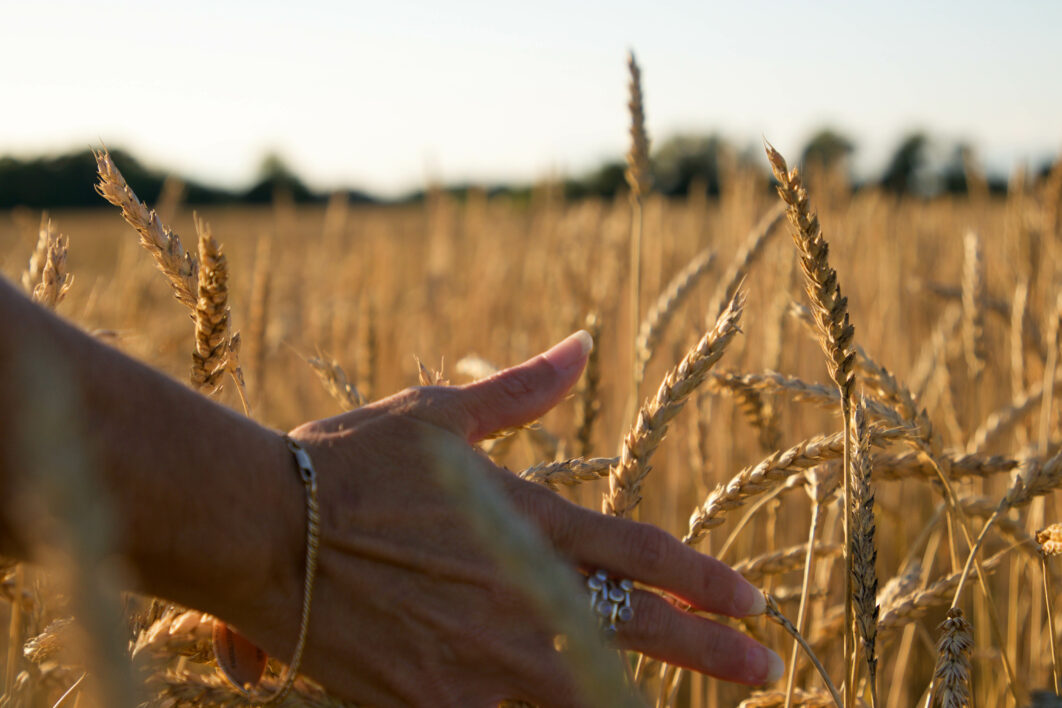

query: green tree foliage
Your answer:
[801,128,855,170]
[652,134,730,197]
[243,152,314,203]
[881,132,929,194]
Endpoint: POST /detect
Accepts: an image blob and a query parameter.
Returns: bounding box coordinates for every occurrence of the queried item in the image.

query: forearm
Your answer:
[0,277,302,628]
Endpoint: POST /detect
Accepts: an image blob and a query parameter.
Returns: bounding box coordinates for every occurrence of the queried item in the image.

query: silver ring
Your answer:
[586,570,634,636]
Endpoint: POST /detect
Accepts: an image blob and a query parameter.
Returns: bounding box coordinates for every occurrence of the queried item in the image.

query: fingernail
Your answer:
[761,647,785,683]
[738,582,766,616]
[542,330,593,373]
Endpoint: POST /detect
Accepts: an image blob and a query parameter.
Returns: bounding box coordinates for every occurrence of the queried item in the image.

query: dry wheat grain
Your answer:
[604,289,744,518]
[931,608,972,708]
[94,150,199,309]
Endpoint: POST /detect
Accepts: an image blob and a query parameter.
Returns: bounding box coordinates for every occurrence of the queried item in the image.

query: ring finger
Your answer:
[612,589,784,687]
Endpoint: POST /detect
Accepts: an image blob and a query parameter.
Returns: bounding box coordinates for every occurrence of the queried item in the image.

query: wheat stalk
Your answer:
[130,608,214,665]
[21,213,53,294]
[246,233,273,394]
[624,51,651,202]
[850,403,879,707]
[576,312,602,457]
[23,617,74,665]
[94,149,199,309]
[24,216,73,310]
[764,595,842,708]
[685,425,903,544]
[519,457,617,490]
[1038,524,1062,695]
[635,248,715,380]
[307,355,365,411]
[961,231,986,380]
[969,371,1062,452]
[145,670,350,708]
[708,371,782,451]
[357,297,377,401]
[623,49,651,450]
[875,549,1008,640]
[604,289,744,518]
[741,689,860,708]
[190,221,231,394]
[706,202,786,320]
[709,371,906,430]
[732,542,842,584]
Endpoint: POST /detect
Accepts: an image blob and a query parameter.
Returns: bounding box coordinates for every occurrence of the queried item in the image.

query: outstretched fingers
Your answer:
[616,590,783,686]
[518,484,764,618]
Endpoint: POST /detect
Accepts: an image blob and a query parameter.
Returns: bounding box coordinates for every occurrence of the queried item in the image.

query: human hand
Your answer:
[241,331,782,707]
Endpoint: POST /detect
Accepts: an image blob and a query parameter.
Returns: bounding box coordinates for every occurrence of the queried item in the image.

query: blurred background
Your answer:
[1,0,1060,206]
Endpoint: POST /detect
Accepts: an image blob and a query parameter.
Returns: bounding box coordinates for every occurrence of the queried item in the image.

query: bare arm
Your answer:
[0,276,782,706]
[0,275,300,632]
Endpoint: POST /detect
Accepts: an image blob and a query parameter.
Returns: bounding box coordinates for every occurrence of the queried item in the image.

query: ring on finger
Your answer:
[586,570,634,636]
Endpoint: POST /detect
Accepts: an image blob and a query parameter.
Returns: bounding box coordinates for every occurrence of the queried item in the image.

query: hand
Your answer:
[244,332,782,707]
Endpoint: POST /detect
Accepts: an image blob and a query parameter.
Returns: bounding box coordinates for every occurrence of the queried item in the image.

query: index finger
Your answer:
[517,483,764,617]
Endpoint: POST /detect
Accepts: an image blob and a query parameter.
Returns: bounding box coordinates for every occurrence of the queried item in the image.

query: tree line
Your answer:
[0,129,1050,209]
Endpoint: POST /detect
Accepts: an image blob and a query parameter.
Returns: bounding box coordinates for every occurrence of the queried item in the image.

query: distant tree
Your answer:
[881,132,929,195]
[243,152,315,203]
[564,160,627,199]
[938,143,972,194]
[801,128,855,171]
[652,134,730,197]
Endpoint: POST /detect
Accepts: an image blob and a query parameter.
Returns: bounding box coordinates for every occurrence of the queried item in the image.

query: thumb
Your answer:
[451,330,592,442]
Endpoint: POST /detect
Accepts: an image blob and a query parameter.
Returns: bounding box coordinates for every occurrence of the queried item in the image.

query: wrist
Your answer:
[124,419,305,650]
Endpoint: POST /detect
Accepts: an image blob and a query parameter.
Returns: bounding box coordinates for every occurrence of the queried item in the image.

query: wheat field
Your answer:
[3,63,1062,708]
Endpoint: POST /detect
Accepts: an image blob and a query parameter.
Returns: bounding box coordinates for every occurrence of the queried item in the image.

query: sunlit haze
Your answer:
[2,0,1060,196]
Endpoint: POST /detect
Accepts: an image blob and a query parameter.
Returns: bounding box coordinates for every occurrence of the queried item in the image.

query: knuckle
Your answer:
[516,483,575,549]
[698,621,748,678]
[488,367,538,400]
[627,594,671,644]
[626,523,671,576]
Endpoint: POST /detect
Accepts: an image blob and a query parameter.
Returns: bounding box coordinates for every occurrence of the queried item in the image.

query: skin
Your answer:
[0,278,781,706]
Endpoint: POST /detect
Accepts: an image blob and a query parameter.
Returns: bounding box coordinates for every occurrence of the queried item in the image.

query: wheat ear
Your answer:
[765,141,857,708]
[875,548,1007,641]
[706,202,786,320]
[635,248,715,380]
[520,457,617,490]
[623,49,651,446]
[23,617,75,665]
[146,670,348,707]
[21,213,52,293]
[684,425,902,545]
[850,403,879,707]
[130,607,214,665]
[1038,524,1062,695]
[308,355,365,411]
[961,231,986,380]
[732,542,842,584]
[951,449,1062,606]
[969,371,1062,451]
[604,289,744,518]
[94,149,199,309]
[930,608,972,708]
[30,226,73,310]
[575,312,602,457]
[190,221,230,394]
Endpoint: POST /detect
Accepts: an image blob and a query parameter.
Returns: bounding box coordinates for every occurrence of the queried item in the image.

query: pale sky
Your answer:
[2,0,1059,196]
